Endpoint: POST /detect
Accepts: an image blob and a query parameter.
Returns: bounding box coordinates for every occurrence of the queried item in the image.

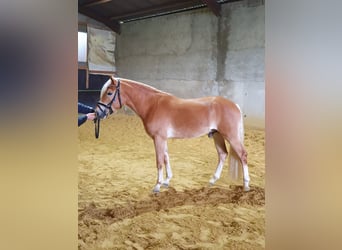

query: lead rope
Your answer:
[94,114,100,139]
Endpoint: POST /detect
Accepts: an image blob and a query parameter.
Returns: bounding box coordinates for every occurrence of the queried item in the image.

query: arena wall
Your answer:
[116,1,264,128]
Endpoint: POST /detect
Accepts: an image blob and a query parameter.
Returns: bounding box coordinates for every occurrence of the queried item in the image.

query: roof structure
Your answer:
[78,0,242,33]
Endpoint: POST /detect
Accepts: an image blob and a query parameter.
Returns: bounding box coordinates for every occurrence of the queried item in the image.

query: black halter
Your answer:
[97,78,122,115]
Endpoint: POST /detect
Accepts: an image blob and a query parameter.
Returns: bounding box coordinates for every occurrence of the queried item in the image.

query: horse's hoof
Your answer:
[243,186,250,192]
[162,183,169,188]
[209,177,217,186]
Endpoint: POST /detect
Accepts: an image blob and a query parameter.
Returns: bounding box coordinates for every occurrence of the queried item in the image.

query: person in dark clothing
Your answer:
[78,102,96,126]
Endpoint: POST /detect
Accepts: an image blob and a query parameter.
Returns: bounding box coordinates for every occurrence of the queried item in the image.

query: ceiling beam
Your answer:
[81,0,112,8]
[79,7,121,34]
[110,0,204,21]
[202,0,221,16]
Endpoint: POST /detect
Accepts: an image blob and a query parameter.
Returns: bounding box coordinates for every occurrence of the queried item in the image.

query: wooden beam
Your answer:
[202,0,221,16]
[79,7,121,34]
[82,0,112,8]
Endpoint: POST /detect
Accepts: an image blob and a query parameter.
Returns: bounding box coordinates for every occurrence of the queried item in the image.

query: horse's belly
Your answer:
[167,124,214,139]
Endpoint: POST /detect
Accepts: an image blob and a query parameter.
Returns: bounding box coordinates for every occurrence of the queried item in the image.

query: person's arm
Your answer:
[78,102,95,114]
[78,113,96,127]
[78,114,88,127]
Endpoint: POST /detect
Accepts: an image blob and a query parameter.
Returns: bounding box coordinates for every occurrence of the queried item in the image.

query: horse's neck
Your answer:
[121,80,161,119]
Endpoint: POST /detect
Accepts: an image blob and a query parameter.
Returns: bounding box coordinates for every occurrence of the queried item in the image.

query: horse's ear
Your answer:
[110,76,116,86]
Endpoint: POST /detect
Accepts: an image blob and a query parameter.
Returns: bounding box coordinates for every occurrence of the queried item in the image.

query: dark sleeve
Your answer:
[78,102,95,114]
[78,115,88,127]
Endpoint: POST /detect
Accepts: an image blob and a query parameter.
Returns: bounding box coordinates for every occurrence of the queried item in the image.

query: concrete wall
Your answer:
[116,1,265,127]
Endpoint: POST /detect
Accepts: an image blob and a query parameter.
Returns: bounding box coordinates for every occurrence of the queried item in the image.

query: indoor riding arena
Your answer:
[78,0,265,249]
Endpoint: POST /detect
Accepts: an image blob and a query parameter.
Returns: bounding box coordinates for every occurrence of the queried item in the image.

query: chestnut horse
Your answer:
[96,77,250,192]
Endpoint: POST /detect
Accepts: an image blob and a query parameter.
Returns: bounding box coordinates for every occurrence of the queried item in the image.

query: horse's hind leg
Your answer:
[229,138,250,191]
[209,132,228,186]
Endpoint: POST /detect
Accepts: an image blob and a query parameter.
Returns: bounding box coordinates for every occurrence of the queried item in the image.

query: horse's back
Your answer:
[155,95,240,119]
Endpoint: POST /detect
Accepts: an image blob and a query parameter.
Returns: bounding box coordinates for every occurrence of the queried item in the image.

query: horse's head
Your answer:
[96,77,122,119]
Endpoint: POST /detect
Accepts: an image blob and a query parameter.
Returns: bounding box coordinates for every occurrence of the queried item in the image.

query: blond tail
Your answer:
[229,104,244,180]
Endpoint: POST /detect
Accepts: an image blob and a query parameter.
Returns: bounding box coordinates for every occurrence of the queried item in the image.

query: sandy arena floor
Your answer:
[78,114,265,249]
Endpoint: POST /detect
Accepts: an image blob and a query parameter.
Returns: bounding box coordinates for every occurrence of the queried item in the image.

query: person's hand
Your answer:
[86,113,96,121]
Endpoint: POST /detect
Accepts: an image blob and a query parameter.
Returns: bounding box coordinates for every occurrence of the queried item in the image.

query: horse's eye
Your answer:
[107,92,113,96]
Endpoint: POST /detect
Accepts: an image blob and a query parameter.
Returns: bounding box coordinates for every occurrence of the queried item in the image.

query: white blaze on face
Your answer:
[100,79,112,100]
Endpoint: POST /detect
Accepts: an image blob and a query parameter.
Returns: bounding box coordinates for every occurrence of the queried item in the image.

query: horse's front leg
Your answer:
[162,143,172,188]
[152,136,167,193]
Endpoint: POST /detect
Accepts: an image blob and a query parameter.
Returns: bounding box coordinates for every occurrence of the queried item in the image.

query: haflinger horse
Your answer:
[96,77,250,193]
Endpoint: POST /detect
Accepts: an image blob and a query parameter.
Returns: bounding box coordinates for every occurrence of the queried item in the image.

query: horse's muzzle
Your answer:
[95,107,107,119]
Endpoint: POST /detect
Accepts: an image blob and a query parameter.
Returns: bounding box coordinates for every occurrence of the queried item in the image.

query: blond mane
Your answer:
[120,78,172,96]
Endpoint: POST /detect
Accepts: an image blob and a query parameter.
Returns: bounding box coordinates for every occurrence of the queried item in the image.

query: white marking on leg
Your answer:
[242,164,250,191]
[210,161,224,185]
[153,183,161,193]
[153,167,163,193]
[163,151,172,187]
[158,167,163,183]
